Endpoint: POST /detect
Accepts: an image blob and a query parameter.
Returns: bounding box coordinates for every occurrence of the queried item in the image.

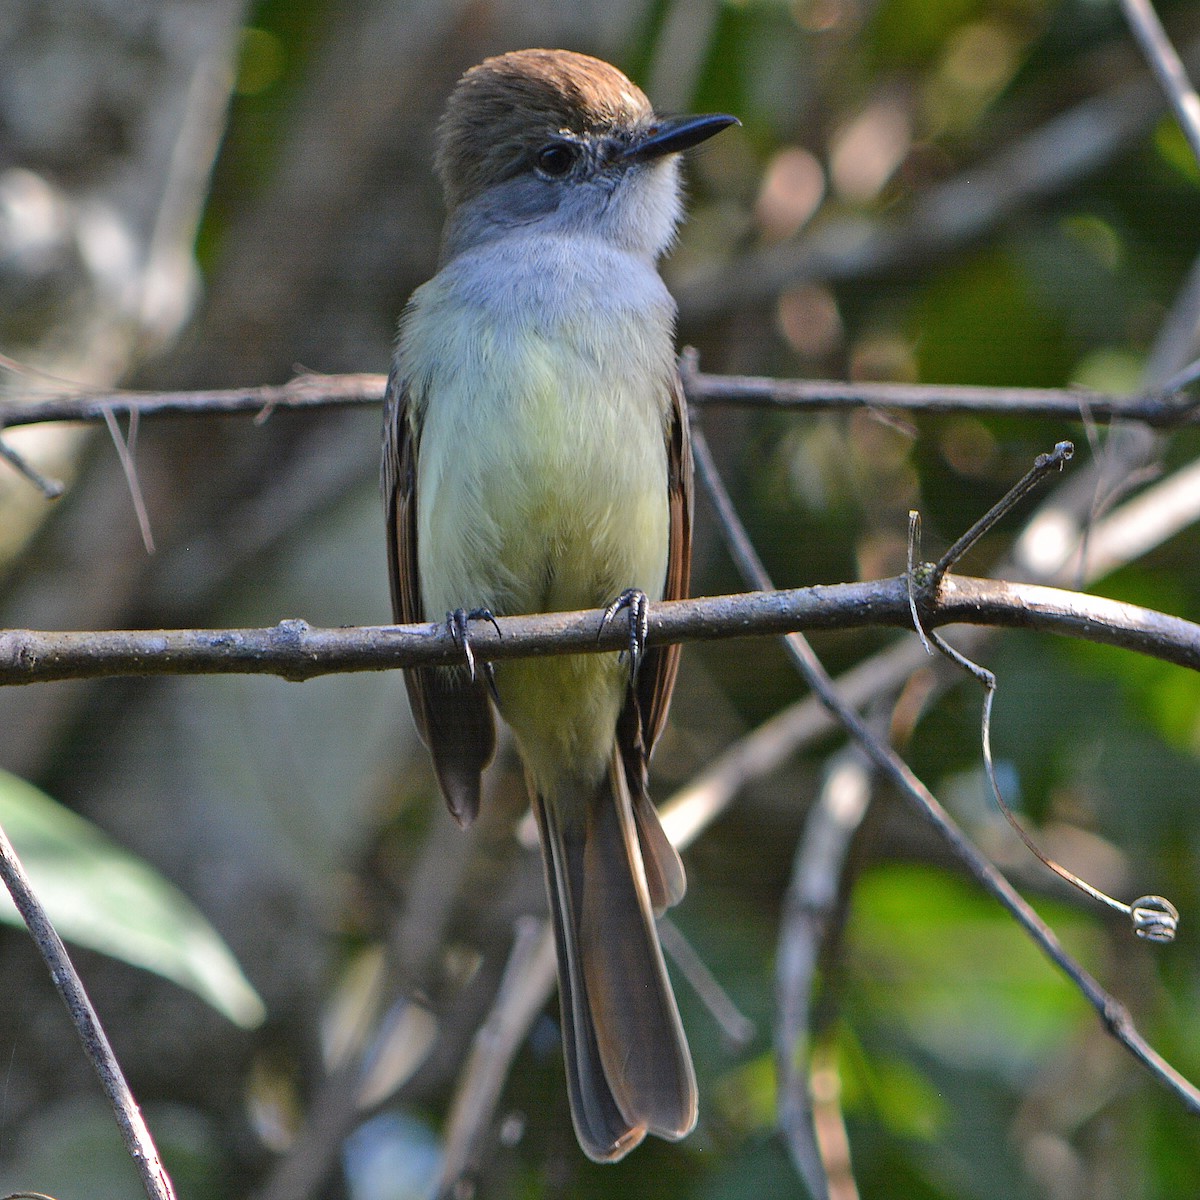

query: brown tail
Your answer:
[533,756,696,1162]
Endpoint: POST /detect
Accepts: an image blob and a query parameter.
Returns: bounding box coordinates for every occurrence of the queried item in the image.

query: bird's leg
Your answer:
[447,608,501,700]
[598,588,650,682]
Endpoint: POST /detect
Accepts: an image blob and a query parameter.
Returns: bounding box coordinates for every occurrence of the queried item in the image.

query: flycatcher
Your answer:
[382,48,736,1162]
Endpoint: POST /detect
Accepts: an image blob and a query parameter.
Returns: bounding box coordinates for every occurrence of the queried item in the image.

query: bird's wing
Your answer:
[619,370,692,910]
[639,369,693,752]
[383,363,495,826]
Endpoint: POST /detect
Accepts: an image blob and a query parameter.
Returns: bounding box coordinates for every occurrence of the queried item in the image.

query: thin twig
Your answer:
[776,749,875,1200]
[1120,0,1200,167]
[929,441,1074,587]
[0,823,176,1200]
[659,917,756,1050]
[1154,353,1200,400]
[1145,251,1200,382]
[0,437,64,498]
[691,421,1200,1116]
[906,512,932,655]
[100,406,155,554]
[3,358,1200,440]
[435,918,556,1198]
[0,372,385,428]
[678,354,1200,427]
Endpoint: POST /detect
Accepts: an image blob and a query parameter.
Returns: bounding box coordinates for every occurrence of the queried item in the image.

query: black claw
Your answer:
[447,608,500,684]
[598,588,650,680]
[480,659,501,705]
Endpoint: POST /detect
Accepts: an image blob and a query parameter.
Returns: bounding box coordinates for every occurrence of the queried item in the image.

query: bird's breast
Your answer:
[402,238,678,621]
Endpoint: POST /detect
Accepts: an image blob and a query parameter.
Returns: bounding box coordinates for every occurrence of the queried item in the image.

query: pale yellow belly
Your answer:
[414,324,672,790]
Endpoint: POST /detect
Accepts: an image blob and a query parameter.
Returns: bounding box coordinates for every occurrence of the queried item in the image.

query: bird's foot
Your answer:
[598,588,649,681]
[447,608,501,699]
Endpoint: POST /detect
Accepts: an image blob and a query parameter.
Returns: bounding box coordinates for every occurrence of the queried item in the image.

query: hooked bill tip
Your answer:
[623,112,740,162]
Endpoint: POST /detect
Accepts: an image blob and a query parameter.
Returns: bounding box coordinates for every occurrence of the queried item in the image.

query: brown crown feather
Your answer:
[435,49,654,211]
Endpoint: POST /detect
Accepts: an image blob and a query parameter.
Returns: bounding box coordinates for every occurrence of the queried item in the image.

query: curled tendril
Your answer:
[1131,895,1180,943]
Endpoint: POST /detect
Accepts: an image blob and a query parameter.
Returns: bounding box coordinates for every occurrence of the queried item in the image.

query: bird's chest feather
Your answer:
[404,241,676,617]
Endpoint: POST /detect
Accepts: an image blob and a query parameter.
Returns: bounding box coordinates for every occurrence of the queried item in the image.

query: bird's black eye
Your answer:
[535,142,578,178]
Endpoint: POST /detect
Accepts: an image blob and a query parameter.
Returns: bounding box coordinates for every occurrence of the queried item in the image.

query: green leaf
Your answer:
[0,769,265,1028]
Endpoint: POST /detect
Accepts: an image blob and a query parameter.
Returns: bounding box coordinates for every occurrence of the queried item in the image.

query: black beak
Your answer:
[623,113,739,163]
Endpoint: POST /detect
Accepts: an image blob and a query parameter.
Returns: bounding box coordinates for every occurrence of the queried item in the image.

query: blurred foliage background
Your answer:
[2,0,1200,1197]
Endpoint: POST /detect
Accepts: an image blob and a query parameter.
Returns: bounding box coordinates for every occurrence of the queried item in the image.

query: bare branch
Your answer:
[3,358,1200,446]
[929,441,1075,588]
[100,407,155,555]
[777,749,874,1200]
[680,355,1200,427]
[1121,0,1200,167]
[659,917,756,1049]
[0,436,64,498]
[0,576,1197,687]
[0,823,176,1200]
[435,918,556,1198]
[0,372,385,428]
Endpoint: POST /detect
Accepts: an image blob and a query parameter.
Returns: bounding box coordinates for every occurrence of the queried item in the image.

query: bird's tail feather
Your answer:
[533,756,696,1163]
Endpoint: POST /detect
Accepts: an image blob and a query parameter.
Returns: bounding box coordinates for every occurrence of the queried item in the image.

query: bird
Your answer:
[381,47,736,1162]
